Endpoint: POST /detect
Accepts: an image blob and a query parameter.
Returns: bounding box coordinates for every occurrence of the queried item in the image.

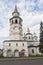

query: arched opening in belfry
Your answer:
[15,19,18,23]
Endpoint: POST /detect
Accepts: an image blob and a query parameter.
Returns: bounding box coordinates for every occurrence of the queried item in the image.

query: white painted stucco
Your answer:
[3,5,40,57]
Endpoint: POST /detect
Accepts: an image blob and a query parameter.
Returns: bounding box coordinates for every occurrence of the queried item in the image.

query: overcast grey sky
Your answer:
[0,0,43,48]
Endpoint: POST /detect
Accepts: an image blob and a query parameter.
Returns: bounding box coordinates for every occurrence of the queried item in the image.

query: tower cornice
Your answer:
[10,16,22,21]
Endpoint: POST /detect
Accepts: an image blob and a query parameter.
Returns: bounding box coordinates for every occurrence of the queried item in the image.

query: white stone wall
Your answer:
[3,40,40,57]
[10,18,23,40]
[27,41,39,46]
[10,35,22,40]
[3,41,28,57]
[28,47,37,55]
[28,47,40,55]
[27,41,40,55]
[3,5,40,57]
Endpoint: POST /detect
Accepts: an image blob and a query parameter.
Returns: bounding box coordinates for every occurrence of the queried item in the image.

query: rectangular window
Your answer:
[16,43,18,46]
[32,49,34,53]
[23,43,24,46]
[9,43,11,46]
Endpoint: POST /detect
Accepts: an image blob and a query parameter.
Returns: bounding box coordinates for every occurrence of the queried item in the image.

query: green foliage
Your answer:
[0,54,4,58]
[29,55,43,57]
[39,45,43,53]
[40,22,43,53]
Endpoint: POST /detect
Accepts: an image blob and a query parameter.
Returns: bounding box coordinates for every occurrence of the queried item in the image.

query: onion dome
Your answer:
[34,32,37,41]
[34,32,36,36]
[26,27,32,35]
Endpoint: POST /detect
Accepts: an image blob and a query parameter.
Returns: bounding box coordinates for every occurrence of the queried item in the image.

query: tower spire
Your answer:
[27,27,30,33]
[12,4,19,16]
[15,5,17,11]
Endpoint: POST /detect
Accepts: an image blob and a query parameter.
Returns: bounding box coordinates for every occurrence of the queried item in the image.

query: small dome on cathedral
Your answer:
[27,28,30,33]
[34,32,37,41]
[34,32,36,36]
[25,27,32,35]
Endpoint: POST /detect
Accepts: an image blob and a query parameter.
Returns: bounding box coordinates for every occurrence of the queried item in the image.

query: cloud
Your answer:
[38,0,43,10]
[0,27,9,37]
[30,24,40,37]
[22,12,43,39]
[16,0,43,40]
[0,0,43,48]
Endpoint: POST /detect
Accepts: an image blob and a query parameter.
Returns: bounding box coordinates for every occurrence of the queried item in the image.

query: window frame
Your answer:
[32,49,34,53]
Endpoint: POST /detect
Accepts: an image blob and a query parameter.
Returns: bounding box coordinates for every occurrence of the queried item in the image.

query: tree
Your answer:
[39,22,43,53]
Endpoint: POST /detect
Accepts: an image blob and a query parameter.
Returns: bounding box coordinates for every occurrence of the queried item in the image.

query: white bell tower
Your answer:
[9,5,23,40]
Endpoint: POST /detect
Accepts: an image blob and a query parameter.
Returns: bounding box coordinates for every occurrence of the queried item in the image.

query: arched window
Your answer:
[9,43,11,46]
[23,43,24,46]
[29,36,30,39]
[19,21,22,25]
[15,19,17,23]
[7,49,12,57]
[16,43,18,46]
[32,49,34,53]
[12,20,13,24]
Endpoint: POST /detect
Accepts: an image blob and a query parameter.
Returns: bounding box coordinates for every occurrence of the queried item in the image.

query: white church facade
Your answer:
[3,5,40,57]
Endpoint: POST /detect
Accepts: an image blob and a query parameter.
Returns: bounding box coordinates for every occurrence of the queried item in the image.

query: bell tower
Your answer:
[9,5,23,40]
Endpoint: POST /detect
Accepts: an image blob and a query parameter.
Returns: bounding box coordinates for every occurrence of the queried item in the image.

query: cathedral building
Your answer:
[3,5,40,57]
